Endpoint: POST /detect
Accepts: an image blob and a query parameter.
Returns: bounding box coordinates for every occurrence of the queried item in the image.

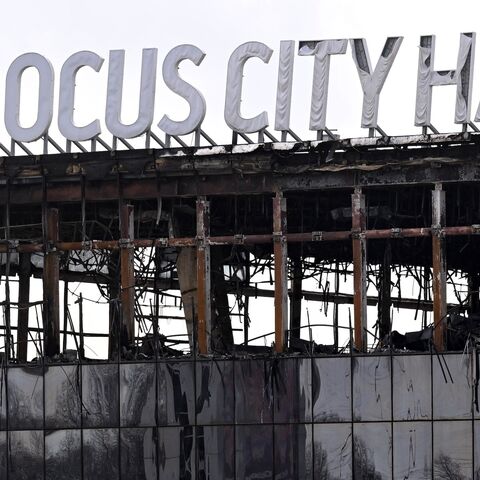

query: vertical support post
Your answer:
[62,281,68,353]
[17,253,31,362]
[78,292,85,360]
[378,241,392,340]
[333,262,340,352]
[468,272,480,315]
[108,251,120,360]
[290,248,302,340]
[352,188,367,352]
[243,252,250,345]
[273,192,288,352]
[432,184,447,351]
[120,204,135,349]
[196,197,211,354]
[44,208,60,357]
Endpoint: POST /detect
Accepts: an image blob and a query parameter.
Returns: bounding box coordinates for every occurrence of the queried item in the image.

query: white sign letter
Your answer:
[105,48,157,138]
[351,37,403,128]
[5,53,54,142]
[158,44,206,136]
[416,33,476,126]
[224,41,273,134]
[298,39,347,132]
[58,51,104,141]
[275,41,295,132]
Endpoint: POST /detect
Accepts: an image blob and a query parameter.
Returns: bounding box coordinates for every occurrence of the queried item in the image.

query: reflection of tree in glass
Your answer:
[314,442,343,480]
[46,366,80,426]
[434,453,466,480]
[121,364,154,425]
[9,431,44,479]
[45,431,81,480]
[353,436,383,480]
[83,429,119,479]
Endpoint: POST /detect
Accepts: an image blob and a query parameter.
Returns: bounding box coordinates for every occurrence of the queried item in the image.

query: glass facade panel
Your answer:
[120,428,157,480]
[313,423,352,479]
[197,426,234,480]
[235,359,272,424]
[45,429,81,480]
[120,363,156,427]
[8,366,43,429]
[83,428,119,480]
[158,426,195,480]
[353,356,391,422]
[45,365,81,429]
[236,425,273,480]
[353,422,392,479]
[392,355,431,421]
[196,360,234,425]
[157,361,195,426]
[82,364,119,428]
[0,355,476,477]
[393,422,432,479]
[433,421,472,479]
[8,430,44,480]
[432,354,472,420]
[313,357,351,422]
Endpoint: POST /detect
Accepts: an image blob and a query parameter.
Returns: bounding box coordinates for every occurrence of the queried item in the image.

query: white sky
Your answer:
[3,0,479,356]
[3,0,480,146]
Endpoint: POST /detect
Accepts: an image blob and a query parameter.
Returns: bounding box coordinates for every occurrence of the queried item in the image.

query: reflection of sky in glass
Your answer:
[0,355,476,476]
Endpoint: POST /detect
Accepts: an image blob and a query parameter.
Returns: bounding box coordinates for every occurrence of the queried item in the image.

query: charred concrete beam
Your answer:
[17,252,31,362]
[432,184,447,351]
[120,204,135,349]
[4,136,480,204]
[352,188,367,352]
[196,197,211,354]
[43,208,60,357]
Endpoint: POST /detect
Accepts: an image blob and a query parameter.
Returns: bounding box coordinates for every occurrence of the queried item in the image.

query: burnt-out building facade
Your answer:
[0,132,479,478]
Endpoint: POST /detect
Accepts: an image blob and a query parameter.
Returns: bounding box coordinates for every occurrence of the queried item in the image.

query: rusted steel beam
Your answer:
[432,185,447,351]
[196,197,211,354]
[273,192,288,352]
[44,208,60,357]
[120,204,135,349]
[0,223,480,256]
[352,188,367,352]
[17,253,31,362]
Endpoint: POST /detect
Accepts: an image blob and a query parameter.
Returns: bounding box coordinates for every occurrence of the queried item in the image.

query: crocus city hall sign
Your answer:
[3,33,477,144]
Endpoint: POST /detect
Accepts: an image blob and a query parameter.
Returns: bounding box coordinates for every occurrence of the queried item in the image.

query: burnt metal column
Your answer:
[432,184,447,351]
[44,208,60,357]
[196,197,211,354]
[352,188,367,352]
[290,249,302,340]
[273,192,288,352]
[17,253,31,362]
[120,204,135,349]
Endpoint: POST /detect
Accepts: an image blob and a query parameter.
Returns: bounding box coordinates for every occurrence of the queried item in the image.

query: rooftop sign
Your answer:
[2,33,478,146]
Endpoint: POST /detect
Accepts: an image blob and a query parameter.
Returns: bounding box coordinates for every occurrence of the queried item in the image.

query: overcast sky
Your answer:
[2,0,480,148]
